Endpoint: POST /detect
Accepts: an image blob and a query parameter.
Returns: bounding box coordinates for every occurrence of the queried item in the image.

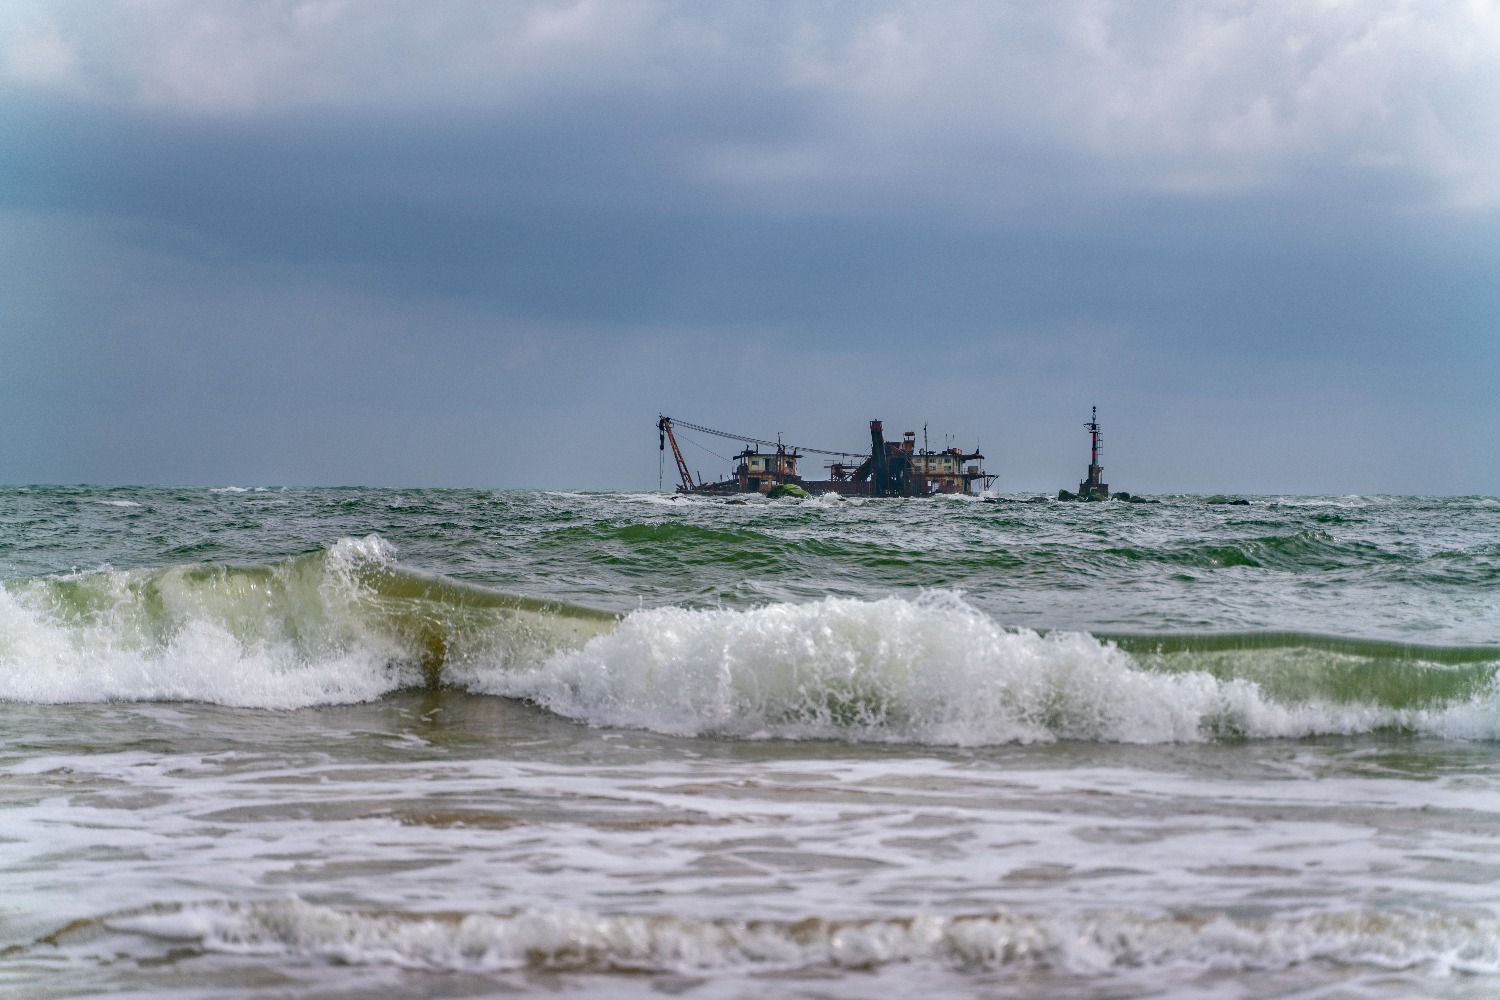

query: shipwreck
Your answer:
[658,416,996,497]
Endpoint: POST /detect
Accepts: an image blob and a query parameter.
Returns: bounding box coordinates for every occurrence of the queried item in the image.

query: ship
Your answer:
[658,416,996,497]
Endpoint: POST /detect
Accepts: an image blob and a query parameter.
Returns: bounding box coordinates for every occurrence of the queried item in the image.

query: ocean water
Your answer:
[2,486,1499,999]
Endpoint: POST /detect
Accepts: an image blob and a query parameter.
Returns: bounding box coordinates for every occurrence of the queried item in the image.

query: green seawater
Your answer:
[3,487,1500,999]
[2,487,1495,714]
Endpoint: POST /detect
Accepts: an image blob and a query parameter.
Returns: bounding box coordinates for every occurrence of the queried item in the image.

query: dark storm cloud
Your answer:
[1,1,1497,491]
[8,93,1486,343]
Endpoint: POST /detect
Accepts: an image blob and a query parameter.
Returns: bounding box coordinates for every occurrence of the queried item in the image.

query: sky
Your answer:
[2,0,1497,493]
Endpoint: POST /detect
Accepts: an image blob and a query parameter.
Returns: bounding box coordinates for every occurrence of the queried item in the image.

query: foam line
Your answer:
[108,898,1500,976]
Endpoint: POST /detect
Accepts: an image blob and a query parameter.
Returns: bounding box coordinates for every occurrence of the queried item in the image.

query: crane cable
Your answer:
[662,417,868,459]
[680,435,732,463]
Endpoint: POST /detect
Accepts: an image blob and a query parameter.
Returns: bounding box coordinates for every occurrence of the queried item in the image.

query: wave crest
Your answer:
[107,898,1500,977]
[1,545,1495,741]
[485,593,1499,744]
[0,536,612,708]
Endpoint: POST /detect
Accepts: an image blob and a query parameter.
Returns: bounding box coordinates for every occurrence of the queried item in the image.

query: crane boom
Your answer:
[662,417,867,458]
[657,416,695,491]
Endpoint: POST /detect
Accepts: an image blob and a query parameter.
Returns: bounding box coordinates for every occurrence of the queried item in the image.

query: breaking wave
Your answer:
[1,538,1496,742]
[482,594,1500,743]
[101,898,1500,977]
[0,536,614,709]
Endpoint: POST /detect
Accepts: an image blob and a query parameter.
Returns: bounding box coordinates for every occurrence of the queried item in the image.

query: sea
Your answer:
[2,486,1498,999]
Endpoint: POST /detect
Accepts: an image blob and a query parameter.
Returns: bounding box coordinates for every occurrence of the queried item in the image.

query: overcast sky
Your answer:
[2,1,1496,493]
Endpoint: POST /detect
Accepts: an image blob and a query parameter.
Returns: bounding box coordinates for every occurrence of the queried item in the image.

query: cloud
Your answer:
[4,1,1497,209]
[1,2,1496,491]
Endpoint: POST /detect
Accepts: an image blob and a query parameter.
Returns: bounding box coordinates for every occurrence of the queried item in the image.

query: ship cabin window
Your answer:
[747,453,796,475]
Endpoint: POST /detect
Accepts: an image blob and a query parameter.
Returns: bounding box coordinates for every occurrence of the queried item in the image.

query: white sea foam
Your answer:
[481,593,1500,744]
[94,499,142,507]
[1,543,1496,740]
[1265,495,1381,509]
[0,536,612,709]
[0,537,413,708]
[801,490,852,507]
[613,491,713,507]
[111,898,1500,977]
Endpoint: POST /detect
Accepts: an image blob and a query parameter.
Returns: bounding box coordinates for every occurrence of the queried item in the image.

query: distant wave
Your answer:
[1,538,1496,742]
[530,511,1499,588]
[102,897,1500,977]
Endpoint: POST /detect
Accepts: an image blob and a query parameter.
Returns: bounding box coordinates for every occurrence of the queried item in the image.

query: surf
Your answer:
[97,897,1500,977]
[0,536,614,709]
[487,592,1500,744]
[1,536,1496,743]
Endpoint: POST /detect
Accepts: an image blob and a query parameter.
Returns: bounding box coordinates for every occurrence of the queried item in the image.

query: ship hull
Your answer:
[682,478,978,497]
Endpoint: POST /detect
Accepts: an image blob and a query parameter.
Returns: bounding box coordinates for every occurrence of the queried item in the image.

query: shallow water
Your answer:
[1,487,1498,997]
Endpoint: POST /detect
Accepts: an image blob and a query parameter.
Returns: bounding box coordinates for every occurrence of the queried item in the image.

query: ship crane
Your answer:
[658,415,867,494]
[658,416,696,491]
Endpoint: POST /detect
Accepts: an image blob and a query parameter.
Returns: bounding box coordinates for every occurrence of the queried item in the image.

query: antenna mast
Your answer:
[1088,406,1101,468]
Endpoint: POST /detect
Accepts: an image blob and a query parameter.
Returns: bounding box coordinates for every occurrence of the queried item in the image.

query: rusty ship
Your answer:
[658,416,995,497]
